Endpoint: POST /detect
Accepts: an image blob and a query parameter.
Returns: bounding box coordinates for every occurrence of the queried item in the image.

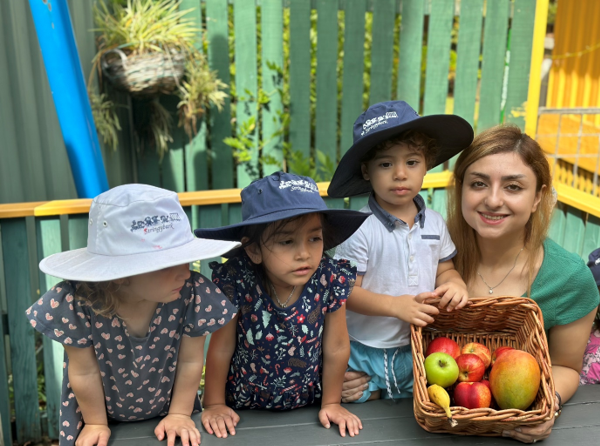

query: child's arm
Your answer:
[320,306,362,437]
[154,335,205,446]
[434,260,469,312]
[347,275,439,326]
[201,315,240,438]
[64,345,111,446]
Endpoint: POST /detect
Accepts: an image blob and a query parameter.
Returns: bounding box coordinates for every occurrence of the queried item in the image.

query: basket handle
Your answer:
[101,47,129,71]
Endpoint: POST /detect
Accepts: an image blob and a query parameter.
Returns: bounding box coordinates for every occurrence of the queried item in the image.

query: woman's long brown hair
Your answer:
[446,124,555,296]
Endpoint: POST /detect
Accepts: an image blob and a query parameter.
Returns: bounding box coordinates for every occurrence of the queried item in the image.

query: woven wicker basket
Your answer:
[411,296,556,436]
[101,48,185,96]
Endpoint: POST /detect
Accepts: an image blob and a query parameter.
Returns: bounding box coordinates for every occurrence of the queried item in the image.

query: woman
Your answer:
[342,125,599,443]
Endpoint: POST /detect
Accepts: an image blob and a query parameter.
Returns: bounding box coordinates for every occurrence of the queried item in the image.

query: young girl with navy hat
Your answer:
[26,184,240,446]
[194,171,370,439]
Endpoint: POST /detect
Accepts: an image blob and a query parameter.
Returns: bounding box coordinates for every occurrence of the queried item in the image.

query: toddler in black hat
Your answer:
[580,248,600,385]
[329,101,473,402]
[195,172,370,438]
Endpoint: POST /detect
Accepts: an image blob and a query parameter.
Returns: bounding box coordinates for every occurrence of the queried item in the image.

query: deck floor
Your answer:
[107,384,600,445]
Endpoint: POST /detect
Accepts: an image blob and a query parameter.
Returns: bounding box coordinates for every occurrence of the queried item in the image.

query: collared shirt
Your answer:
[334,194,456,349]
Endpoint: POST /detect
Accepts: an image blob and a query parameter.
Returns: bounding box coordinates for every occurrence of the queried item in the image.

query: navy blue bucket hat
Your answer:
[588,248,600,286]
[194,172,370,251]
[327,100,474,198]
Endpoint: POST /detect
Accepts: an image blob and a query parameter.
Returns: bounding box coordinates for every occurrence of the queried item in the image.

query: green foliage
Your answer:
[90,93,121,151]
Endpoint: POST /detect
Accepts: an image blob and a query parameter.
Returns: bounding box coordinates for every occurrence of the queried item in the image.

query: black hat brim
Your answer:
[327,114,474,197]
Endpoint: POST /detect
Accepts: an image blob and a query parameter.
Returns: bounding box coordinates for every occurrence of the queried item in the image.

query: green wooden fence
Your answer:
[1,0,537,204]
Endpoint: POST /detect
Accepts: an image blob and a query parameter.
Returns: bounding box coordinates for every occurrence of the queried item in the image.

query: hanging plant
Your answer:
[88,0,227,159]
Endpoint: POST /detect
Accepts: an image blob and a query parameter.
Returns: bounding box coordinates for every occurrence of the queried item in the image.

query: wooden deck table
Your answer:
[108,384,600,445]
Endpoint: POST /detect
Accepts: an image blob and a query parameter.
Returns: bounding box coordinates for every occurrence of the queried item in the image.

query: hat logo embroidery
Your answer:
[130,214,181,233]
[279,179,319,193]
[361,111,398,136]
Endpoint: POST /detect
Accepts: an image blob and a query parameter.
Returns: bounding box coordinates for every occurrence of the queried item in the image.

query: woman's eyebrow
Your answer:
[468,172,526,181]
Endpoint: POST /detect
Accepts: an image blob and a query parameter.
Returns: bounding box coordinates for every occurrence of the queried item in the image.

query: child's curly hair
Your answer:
[361,129,439,169]
[73,280,122,318]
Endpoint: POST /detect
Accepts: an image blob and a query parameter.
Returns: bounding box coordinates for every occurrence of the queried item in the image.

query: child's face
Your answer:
[361,143,427,212]
[122,263,191,304]
[246,213,324,290]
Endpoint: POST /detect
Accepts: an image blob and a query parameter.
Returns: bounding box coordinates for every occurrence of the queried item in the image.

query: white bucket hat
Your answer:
[39,184,240,282]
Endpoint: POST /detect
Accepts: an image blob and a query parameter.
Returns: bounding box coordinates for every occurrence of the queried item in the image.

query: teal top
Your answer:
[525,238,599,331]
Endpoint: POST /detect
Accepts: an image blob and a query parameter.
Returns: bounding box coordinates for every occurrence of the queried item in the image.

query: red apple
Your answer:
[489,350,541,410]
[425,336,461,359]
[461,342,491,368]
[491,346,515,365]
[456,353,486,382]
[480,379,491,390]
[453,381,492,409]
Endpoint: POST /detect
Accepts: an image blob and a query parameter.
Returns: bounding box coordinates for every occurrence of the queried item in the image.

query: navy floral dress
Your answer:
[210,255,356,410]
[25,271,236,446]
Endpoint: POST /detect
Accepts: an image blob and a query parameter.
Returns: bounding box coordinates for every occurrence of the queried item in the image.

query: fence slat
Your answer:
[206,0,235,189]
[234,0,259,187]
[199,205,225,279]
[504,0,536,129]
[549,203,566,245]
[582,215,600,261]
[2,218,41,443]
[478,0,510,132]
[340,0,366,157]
[261,0,285,175]
[36,218,64,439]
[288,0,312,161]
[0,226,13,446]
[397,0,424,110]
[315,0,339,172]
[369,0,395,105]
[563,206,585,256]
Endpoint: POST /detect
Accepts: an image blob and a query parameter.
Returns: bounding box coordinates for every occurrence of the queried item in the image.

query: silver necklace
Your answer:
[477,247,525,294]
[271,283,296,308]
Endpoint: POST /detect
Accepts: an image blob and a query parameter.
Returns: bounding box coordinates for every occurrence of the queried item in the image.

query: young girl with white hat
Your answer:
[26,184,240,446]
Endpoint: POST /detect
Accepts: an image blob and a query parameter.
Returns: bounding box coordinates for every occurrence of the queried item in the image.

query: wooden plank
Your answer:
[581,214,600,261]
[315,0,339,173]
[2,219,41,443]
[453,0,484,127]
[369,0,395,105]
[478,0,510,132]
[397,0,425,111]
[348,196,369,211]
[206,0,235,189]
[198,205,225,278]
[233,0,259,187]
[340,0,366,156]
[68,215,89,250]
[562,206,585,256]
[288,0,312,161]
[0,225,13,446]
[430,188,448,219]
[134,98,162,187]
[36,218,64,439]
[548,202,566,245]
[422,0,454,117]
[161,96,187,193]
[261,0,285,175]
[504,0,536,129]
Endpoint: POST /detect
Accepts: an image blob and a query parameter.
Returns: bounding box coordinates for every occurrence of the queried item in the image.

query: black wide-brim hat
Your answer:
[328,101,474,198]
[194,172,370,251]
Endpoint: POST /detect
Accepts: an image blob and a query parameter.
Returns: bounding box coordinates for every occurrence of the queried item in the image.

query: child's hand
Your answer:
[154,413,201,446]
[434,281,469,312]
[75,424,111,446]
[395,292,439,326]
[318,403,362,437]
[201,404,240,438]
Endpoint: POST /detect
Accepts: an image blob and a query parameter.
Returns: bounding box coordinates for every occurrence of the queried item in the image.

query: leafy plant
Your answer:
[89,92,121,151]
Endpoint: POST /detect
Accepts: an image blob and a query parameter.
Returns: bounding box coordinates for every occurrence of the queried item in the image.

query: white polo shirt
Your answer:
[334,194,456,349]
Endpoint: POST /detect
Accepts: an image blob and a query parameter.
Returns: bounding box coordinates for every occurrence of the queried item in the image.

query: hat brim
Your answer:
[39,238,240,282]
[194,208,370,251]
[327,114,474,197]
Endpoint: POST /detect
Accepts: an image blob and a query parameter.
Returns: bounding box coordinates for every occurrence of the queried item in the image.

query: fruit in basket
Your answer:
[461,342,491,368]
[424,352,459,387]
[425,336,461,359]
[428,384,458,427]
[456,354,486,382]
[489,350,541,410]
[453,381,492,409]
[491,346,514,365]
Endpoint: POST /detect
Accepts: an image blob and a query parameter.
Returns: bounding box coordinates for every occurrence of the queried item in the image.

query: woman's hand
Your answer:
[341,371,371,403]
[318,403,363,437]
[75,424,111,446]
[501,400,558,443]
[154,413,201,446]
[201,404,240,438]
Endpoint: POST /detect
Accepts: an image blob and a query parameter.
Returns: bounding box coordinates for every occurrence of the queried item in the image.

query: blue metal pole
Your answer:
[28,0,109,198]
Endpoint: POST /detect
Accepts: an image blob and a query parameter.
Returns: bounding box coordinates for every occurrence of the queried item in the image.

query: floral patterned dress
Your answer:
[211,255,355,410]
[580,326,600,385]
[25,271,236,446]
